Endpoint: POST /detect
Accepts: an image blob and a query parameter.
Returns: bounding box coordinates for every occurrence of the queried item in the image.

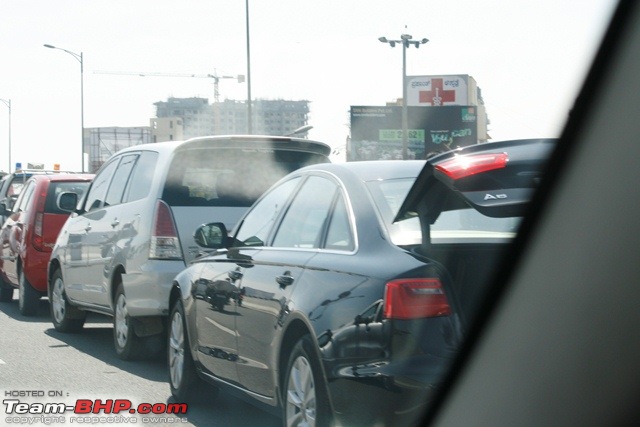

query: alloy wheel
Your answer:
[169,310,185,388]
[286,355,317,427]
[114,293,129,348]
[51,277,66,324]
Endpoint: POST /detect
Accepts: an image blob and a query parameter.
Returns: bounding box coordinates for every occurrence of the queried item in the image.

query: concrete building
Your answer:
[150,117,184,143]
[153,97,310,140]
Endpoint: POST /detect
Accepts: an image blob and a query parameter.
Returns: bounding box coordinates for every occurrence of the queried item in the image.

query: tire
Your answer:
[19,270,40,316]
[0,275,14,302]
[168,298,205,402]
[113,283,146,361]
[283,336,332,427]
[49,268,86,333]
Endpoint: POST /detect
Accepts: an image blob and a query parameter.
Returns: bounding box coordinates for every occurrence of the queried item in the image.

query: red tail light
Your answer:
[32,185,48,251]
[435,152,508,180]
[32,212,45,251]
[149,200,183,260]
[384,278,451,319]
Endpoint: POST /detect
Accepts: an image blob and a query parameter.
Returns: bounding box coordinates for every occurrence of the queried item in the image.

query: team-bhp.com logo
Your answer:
[3,399,188,424]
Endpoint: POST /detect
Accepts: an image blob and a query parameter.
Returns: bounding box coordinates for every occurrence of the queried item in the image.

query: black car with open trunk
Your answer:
[167,138,555,426]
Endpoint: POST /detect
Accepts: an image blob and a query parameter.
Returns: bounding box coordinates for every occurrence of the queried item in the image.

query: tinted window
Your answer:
[367,178,422,245]
[272,176,337,249]
[234,177,301,247]
[324,193,354,251]
[105,154,138,206]
[84,159,120,212]
[163,148,326,207]
[124,151,158,202]
[44,181,91,214]
[368,177,523,246]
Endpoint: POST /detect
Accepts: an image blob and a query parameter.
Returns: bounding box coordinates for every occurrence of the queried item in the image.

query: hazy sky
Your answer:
[0,0,616,172]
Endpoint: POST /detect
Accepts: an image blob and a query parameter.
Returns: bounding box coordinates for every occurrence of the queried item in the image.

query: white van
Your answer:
[48,135,331,360]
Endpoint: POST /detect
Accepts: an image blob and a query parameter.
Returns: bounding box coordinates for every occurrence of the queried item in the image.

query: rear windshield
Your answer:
[163,148,328,207]
[45,181,91,214]
[368,178,521,246]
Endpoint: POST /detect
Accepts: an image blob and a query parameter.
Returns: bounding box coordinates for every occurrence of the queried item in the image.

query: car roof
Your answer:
[113,134,332,157]
[295,160,426,182]
[29,173,94,183]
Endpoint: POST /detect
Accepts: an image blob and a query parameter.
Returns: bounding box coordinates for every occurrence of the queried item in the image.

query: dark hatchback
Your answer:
[167,138,554,426]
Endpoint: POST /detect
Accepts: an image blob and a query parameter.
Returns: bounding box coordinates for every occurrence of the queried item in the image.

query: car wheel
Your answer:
[168,298,206,402]
[283,336,332,427]
[0,275,14,302]
[19,270,40,316]
[49,268,86,333]
[113,283,146,360]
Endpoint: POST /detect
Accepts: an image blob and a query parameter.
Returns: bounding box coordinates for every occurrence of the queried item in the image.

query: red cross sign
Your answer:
[419,78,456,106]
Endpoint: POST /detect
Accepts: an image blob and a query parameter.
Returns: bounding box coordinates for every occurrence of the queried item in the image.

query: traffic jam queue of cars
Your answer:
[0,135,554,425]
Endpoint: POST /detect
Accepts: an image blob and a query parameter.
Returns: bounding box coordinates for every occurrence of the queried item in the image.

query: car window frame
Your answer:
[104,153,140,207]
[12,179,36,214]
[271,175,339,250]
[82,156,122,212]
[232,175,304,247]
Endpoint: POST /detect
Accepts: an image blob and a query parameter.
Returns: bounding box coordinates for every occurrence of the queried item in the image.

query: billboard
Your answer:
[407,75,475,106]
[349,105,477,161]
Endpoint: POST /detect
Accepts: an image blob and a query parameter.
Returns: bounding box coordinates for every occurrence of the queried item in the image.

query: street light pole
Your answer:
[44,44,85,172]
[0,98,10,172]
[245,0,253,134]
[378,34,428,160]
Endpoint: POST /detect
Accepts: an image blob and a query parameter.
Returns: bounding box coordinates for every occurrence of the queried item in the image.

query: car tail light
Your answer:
[32,212,45,251]
[384,278,451,319]
[32,185,48,251]
[149,200,183,260]
[435,152,508,180]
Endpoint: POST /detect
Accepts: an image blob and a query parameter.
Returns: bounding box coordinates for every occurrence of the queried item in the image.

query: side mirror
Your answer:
[57,192,78,213]
[194,222,229,249]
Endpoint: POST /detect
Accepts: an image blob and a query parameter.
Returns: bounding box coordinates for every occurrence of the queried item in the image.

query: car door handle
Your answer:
[228,270,243,281]
[276,273,294,288]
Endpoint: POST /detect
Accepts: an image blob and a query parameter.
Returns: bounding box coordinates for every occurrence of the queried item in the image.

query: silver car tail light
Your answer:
[149,200,183,260]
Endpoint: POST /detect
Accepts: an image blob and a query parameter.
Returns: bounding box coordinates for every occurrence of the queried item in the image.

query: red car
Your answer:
[0,174,93,315]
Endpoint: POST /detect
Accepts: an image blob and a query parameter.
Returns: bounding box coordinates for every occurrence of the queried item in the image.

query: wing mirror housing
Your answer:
[194,222,229,249]
[57,192,78,213]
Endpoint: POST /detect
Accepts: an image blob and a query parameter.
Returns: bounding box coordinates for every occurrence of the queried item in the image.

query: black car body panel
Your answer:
[170,145,553,425]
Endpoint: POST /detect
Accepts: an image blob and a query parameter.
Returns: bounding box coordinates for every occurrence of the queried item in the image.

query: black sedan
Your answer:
[166,139,554,426]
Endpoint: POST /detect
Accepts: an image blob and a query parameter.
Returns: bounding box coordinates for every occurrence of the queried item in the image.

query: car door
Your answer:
[83,154,139,308]
[66,158,120,305]
[0,179,35,286]
[234,174,339,398]
[193,175,302,386]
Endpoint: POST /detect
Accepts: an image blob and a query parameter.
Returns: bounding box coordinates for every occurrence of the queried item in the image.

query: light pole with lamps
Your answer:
[0,98,10,172]
[378,34,428,160]
[44,44,85,172]
[245,0,253,134]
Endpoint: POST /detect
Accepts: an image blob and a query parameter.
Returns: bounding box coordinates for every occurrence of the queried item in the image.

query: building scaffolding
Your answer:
[87,127,151,173]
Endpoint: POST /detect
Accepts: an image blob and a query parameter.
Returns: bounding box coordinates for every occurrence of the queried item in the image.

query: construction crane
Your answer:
[93,70,245,103]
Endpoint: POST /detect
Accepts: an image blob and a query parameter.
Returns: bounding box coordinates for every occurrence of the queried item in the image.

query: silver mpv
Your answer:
[48,135,331,360]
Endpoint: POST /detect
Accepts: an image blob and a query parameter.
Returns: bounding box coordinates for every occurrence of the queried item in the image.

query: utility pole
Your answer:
[378,33,428,160]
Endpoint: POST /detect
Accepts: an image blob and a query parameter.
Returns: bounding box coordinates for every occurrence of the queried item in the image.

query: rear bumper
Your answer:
[121,259,185,317]
[326,353,450,426]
